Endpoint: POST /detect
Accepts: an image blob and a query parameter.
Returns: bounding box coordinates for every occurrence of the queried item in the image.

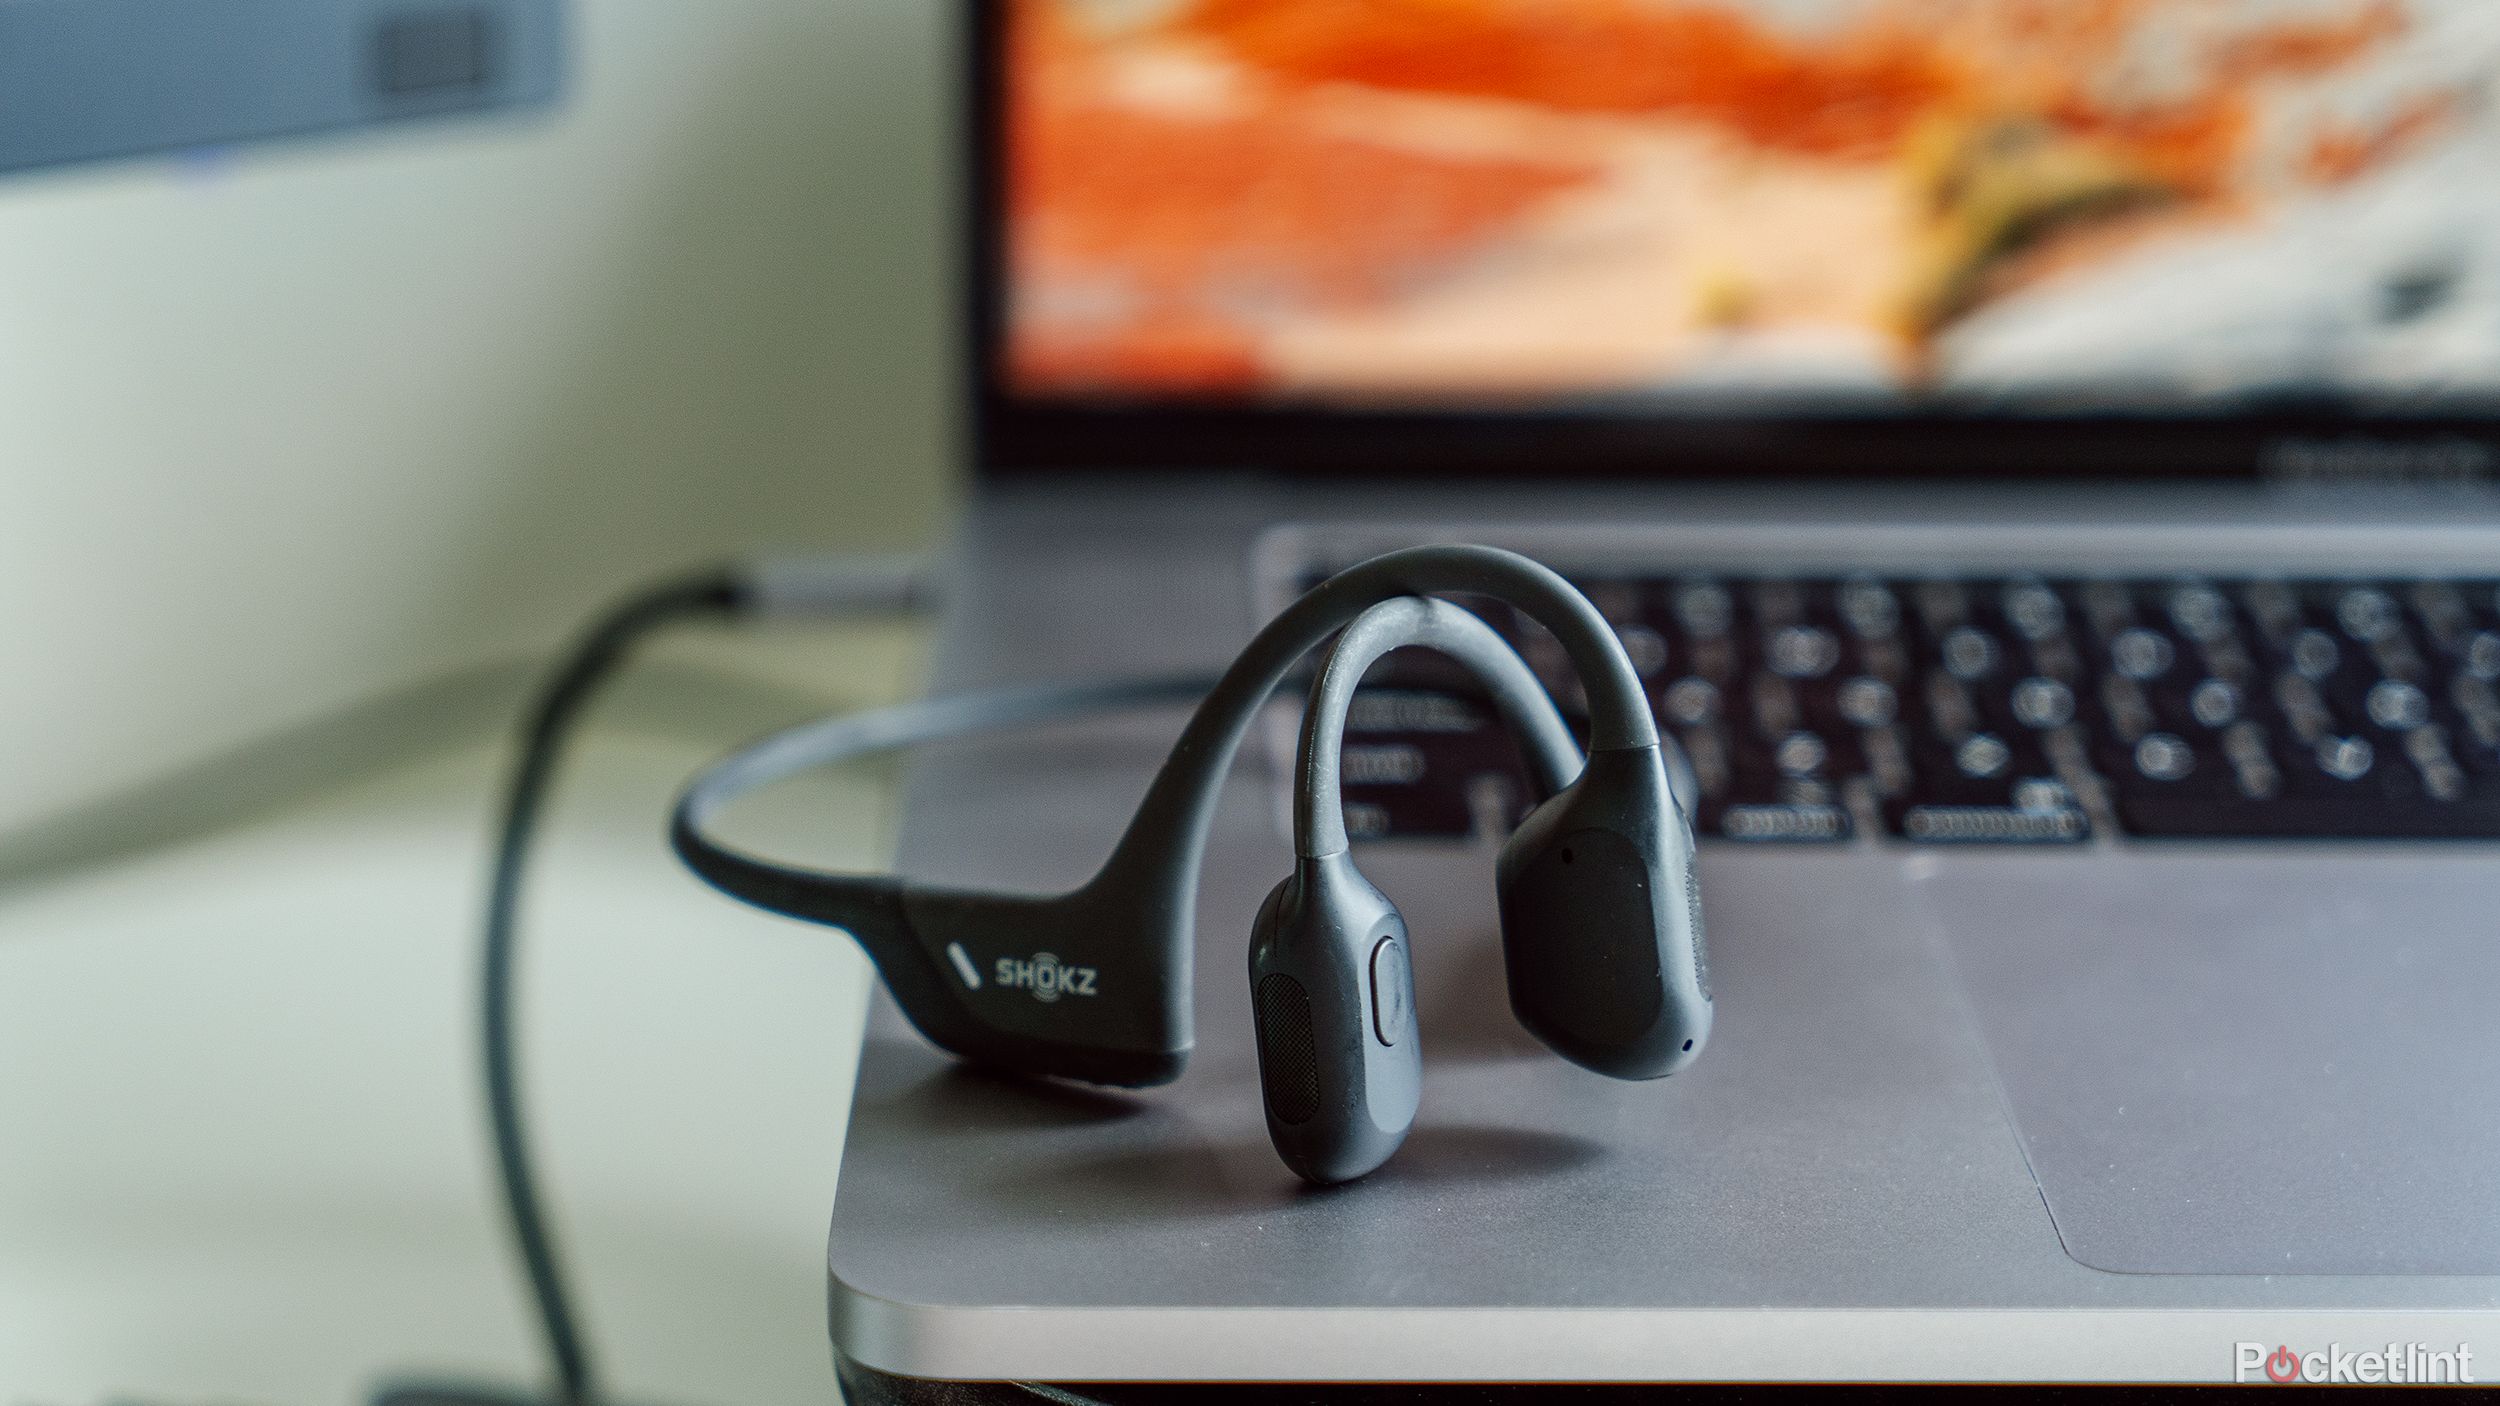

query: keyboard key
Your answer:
[1956,732,2013,780]
[1925,672,1982,740]
[1838,577,1901,640]
[2166,582,2234,643]
[2272,672,2333,743]
[2134,732,2196,782]
[2002,579,2066,641]
[2220,721,2281,800]
[1615,623,1669,678]
[1941,626,2001,680]
[2289,628,2340,680]
[2078,579,2134,639]
[2100,673,2156,742]
[2454,677,2500,750]
[2337,586,2401,643]
[2111,627,2176,680]
[1674,580,1733,638]
[1718,800,1851,842]
[2315,734,2375,782]
[1750,674,1802,739]
[1661,676,1720,727]
[2413,582,2474,649]
[2010,675,2076,729]
[1749,579,1806,629]
[1772,730,1829,777]
[2365,679,2430,731]
[1837,675,1898,728]
[2188,678,2241,729]
[1767,624,1841,679]
[2466,632,2500,680]
[1913,579,1969,633]
[2241,580,2303,645]
[1889,803,2089,844]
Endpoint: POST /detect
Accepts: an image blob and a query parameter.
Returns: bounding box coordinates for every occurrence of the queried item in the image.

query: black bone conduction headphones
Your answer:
[671,544,1713,1184]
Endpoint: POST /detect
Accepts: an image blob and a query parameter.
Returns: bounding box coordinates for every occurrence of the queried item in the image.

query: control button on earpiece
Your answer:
[1369,936,1413,1047]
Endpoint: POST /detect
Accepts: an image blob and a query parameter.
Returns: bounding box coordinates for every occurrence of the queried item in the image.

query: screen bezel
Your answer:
[967,0,2500,483]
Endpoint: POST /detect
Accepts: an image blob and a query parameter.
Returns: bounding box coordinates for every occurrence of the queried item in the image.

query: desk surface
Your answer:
[0,626,919,1405]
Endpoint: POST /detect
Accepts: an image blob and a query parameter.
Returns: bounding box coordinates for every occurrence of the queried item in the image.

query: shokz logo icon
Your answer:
[2234,1341,2477,1384]
[994,951,1098,1003]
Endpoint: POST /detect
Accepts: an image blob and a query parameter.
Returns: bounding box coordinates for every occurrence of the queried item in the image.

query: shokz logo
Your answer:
[994,951,1098,1003]
[2234,1341,2477,1384]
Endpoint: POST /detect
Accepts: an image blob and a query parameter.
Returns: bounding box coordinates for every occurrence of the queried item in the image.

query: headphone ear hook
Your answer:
[1251,594,1583,1184]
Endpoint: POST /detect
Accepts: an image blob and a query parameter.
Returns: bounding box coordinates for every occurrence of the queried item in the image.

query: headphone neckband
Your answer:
[669,545,1663,1088]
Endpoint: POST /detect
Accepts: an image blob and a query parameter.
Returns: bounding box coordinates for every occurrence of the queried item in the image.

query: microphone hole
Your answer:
[1560,847,1574,864]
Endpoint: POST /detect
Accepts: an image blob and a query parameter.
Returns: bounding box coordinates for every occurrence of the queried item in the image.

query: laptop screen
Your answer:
[979,0,2500,478]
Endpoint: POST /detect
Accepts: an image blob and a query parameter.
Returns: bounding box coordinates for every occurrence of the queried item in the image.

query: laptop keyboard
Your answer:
[1324,573,2500,844]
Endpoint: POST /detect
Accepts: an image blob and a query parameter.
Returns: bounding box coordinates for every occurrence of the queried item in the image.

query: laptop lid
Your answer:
[970,0,2500,482]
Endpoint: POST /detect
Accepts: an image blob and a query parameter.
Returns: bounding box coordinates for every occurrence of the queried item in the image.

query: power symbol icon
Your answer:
[2265,1345,2301,1383]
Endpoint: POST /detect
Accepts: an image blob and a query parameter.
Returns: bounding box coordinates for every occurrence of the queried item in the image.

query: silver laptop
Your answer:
[830,2,2500,1395]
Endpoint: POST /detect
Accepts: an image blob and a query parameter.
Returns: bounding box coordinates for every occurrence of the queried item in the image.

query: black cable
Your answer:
[479,562,1203,1406]
[481,563,1226,1406]
[482,570,745,1406]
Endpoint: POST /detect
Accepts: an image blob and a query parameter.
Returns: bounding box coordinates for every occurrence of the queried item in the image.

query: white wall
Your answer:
[0,0,963,837]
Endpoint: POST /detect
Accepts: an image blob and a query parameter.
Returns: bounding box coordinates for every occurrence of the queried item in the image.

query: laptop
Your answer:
[829,1,2500,1396]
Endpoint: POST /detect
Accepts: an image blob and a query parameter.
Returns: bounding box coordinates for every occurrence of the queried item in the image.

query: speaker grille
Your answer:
[1254,973,1320,1126]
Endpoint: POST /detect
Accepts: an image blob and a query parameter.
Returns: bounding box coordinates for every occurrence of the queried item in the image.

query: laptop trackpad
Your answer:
[1918,852,2500,1275]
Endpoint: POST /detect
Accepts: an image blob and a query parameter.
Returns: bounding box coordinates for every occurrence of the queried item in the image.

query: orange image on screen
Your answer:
[1005,0,2487,404]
